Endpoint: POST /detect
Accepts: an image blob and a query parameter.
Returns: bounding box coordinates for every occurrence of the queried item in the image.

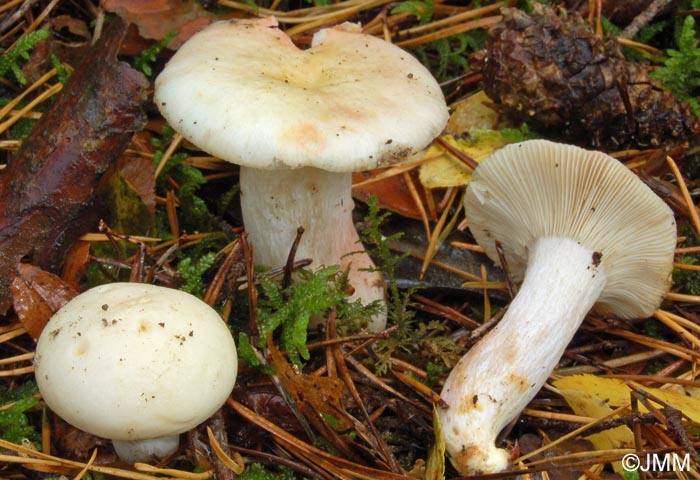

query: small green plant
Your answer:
[256,266,361,365]
[50,52,71,84]
[177,251,217,298]
[238,463,296,480]
[411,29,485,83]
[651,14,700,116]
[359,196,420,374]
[360,196,415,334]
[152,126,235,235]
[0,381,40,447]
[673,255,700,295]
[391,0,435,25]
[0,97,37,139]
[359,197,463,375]
[238,254,383,367]
[0,29,49,85]
[133,31,176,76]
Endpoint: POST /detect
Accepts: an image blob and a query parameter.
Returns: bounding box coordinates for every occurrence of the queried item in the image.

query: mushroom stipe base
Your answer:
[439,236,606,475]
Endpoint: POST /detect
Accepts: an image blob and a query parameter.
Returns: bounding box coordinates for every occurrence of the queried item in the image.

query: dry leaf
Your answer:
[445,91,503,135]
[51,15,91,45]
[417,91,517,188]
[61,240,91,291]
[266,338,353,432]
[11,264,78,339]
[554,374,700,423]
[554,380,634,475]
[553,374,700,474]
[425,404,446,480]
[353,169,433,220]
[100,0,220,47]
[418,131,511,188]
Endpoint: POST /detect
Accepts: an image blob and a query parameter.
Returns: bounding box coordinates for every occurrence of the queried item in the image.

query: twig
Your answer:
[283,227,305,290]
[666,155,700,237]
[395,15,502,47]
[203,238,244,306]
[434,136,479,170]
[620,0,677,39]
[0,0,41,36]
[327,314,404,472]
[227,398,415,480]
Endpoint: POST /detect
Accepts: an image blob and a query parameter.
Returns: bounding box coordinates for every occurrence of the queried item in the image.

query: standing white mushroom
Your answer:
[154,17,449,331]
[439,140,677,475]
[34,283,238,464]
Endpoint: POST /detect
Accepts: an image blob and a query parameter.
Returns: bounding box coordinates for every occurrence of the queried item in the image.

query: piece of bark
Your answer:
[0,18,148,315]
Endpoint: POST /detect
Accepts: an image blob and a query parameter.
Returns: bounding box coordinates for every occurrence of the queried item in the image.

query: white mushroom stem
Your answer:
[439,236,607,475]
[239,165,386,331]
[112,435,180,464]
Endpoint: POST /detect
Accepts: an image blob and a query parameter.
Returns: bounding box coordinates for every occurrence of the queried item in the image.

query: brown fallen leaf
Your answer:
[50,15,91,46]
[0,18,148,315]
[100,0,222,47]
[353,169,435,221]
[60,240,92,291]
[266,336,354,433]
[11,264,78,340]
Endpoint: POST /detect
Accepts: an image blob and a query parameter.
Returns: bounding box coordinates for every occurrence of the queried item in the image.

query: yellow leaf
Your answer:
[418,131,511,188]
[553,375,636,476]
[553,374,700,475]
[554,375,700,423]
[425,404,446,480]
[445,90,502,134]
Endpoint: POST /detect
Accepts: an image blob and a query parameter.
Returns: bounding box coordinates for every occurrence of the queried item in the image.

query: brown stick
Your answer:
[620,0,676,39]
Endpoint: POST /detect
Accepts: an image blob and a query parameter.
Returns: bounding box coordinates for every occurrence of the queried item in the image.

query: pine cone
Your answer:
[471,4,699,149]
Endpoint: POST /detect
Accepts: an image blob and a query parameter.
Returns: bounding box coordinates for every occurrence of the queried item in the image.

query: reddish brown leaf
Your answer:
[0,18,148,315]
[266,338,354,433]
[119,155,157,214]
[100,0,220,47]
[51,15,91,45]
[11,264,78,340]
[353,170,436,221]
[61,240,92,291]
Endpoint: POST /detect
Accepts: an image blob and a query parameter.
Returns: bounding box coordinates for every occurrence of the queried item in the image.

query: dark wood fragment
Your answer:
[0,18,148,315]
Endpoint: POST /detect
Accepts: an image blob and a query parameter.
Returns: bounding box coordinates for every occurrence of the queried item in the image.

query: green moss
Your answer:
[257,266,373,365]
[651,14,700,116]
[0,29,49,85]
[238,463,296,480]
[673,255,700,295]
[132,31,176,77]
[177,252,216,298]
[0,381,40,447]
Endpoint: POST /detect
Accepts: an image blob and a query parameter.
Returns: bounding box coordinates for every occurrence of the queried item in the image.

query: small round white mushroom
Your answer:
[34,282,238,464]
[439,139,677,475]
[154,17,449,331]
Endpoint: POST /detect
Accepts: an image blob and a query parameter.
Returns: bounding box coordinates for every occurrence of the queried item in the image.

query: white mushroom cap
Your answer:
[34,283,237,443]
[154,16,449,171]
[464,139,676,318]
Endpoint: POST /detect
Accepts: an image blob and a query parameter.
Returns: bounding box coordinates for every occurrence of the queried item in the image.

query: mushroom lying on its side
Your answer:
[439,140,677,475]
[34,283,238,464]
[154,16,449,332]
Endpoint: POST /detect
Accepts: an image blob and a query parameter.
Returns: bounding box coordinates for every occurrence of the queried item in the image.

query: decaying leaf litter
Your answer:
[1,0,700,479]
